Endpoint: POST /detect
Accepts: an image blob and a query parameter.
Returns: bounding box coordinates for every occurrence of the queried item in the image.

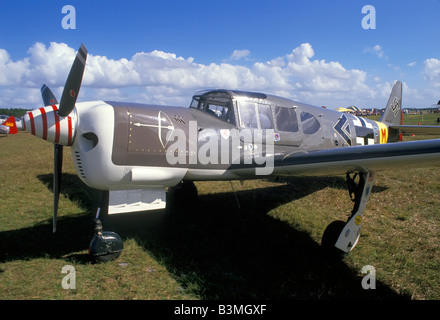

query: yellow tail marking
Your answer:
[376,121,388,144]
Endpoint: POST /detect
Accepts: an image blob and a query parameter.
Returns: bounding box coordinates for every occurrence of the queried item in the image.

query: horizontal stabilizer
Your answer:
[390,125,440,135]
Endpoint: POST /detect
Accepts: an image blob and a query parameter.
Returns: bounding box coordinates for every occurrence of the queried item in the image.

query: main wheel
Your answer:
[321,220,347,260]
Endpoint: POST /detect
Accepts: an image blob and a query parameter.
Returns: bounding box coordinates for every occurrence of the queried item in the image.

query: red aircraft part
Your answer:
[1,116,18,134]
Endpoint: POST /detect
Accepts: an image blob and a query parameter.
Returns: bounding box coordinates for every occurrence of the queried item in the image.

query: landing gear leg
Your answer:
[89,192,123,262]
[322,171,376,257]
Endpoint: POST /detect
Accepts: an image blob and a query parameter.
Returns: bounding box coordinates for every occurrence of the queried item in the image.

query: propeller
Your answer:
[41,84,58,106]
[40,84,62,233]
[53,141,63,233]
[36,43,88,233]
[58,43,88,117]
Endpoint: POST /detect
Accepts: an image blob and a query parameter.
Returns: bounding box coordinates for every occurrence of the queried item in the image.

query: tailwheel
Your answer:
[89,235,123,262]
[89,196,123,263]
[89,219,123,263]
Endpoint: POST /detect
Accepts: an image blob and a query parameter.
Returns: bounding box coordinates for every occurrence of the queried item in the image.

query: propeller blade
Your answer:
[39,45,87,232]
[41,84,59,106]
[58,43,88,117]
[39,84,62,232]
[53,144,63,233]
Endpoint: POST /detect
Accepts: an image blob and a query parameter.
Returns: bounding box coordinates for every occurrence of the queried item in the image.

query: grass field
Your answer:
[0,114,439,300]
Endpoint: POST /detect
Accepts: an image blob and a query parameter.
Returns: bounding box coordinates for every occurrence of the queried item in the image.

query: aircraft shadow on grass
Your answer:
[0,173,405,299]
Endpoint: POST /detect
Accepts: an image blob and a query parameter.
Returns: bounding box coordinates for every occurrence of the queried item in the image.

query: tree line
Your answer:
[0,108,29,118]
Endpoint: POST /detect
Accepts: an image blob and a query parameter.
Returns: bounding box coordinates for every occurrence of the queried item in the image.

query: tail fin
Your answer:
[381,81,440,138]
[380,81,402,142]
[1,116,18,134]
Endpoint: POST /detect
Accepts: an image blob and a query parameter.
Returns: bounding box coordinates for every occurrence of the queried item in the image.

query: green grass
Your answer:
[1,121,440,300]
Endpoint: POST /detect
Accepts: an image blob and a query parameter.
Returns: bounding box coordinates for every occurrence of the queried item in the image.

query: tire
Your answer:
[321,220,347,260]
[93,251,122,263]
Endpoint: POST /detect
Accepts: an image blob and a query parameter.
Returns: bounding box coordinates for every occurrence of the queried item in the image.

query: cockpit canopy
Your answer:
[189,89,321,135]
[189,90,236,124]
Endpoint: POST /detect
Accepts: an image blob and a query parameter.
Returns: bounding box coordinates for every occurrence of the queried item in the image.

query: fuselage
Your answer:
[23,89,390,191]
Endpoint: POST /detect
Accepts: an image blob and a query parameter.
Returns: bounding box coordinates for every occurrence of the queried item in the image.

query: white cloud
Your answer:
[364,44,387,60]
[229,49,251,61]
[0,41,431,109]
[420,58,440,104]
[25,42,76,87]
[85,55,140,88]
[423,58,440,84]
[273,43,373,104]
[0,49,30,86]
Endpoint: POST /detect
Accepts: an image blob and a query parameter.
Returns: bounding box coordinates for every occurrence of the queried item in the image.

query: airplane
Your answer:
[17,44,440,262]
[0,116,18,136]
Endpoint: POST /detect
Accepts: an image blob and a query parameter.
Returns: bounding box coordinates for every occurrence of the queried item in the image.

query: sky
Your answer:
[1,0,440,109]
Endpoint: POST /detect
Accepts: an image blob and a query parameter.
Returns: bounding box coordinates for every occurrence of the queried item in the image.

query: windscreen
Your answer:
[190,94,235,124]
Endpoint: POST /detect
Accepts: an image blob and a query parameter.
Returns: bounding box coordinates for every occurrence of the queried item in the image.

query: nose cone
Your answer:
[22,106,77,145]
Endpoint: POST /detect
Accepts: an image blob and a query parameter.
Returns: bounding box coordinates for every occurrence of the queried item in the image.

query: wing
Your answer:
[274,139,440,177]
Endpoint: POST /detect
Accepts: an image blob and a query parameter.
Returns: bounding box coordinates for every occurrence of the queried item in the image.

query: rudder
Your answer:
[379,81,402,142]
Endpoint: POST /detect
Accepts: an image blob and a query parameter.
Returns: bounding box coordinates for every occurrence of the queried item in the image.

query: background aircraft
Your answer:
[0,116,18,136]
[18,44,440,262]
